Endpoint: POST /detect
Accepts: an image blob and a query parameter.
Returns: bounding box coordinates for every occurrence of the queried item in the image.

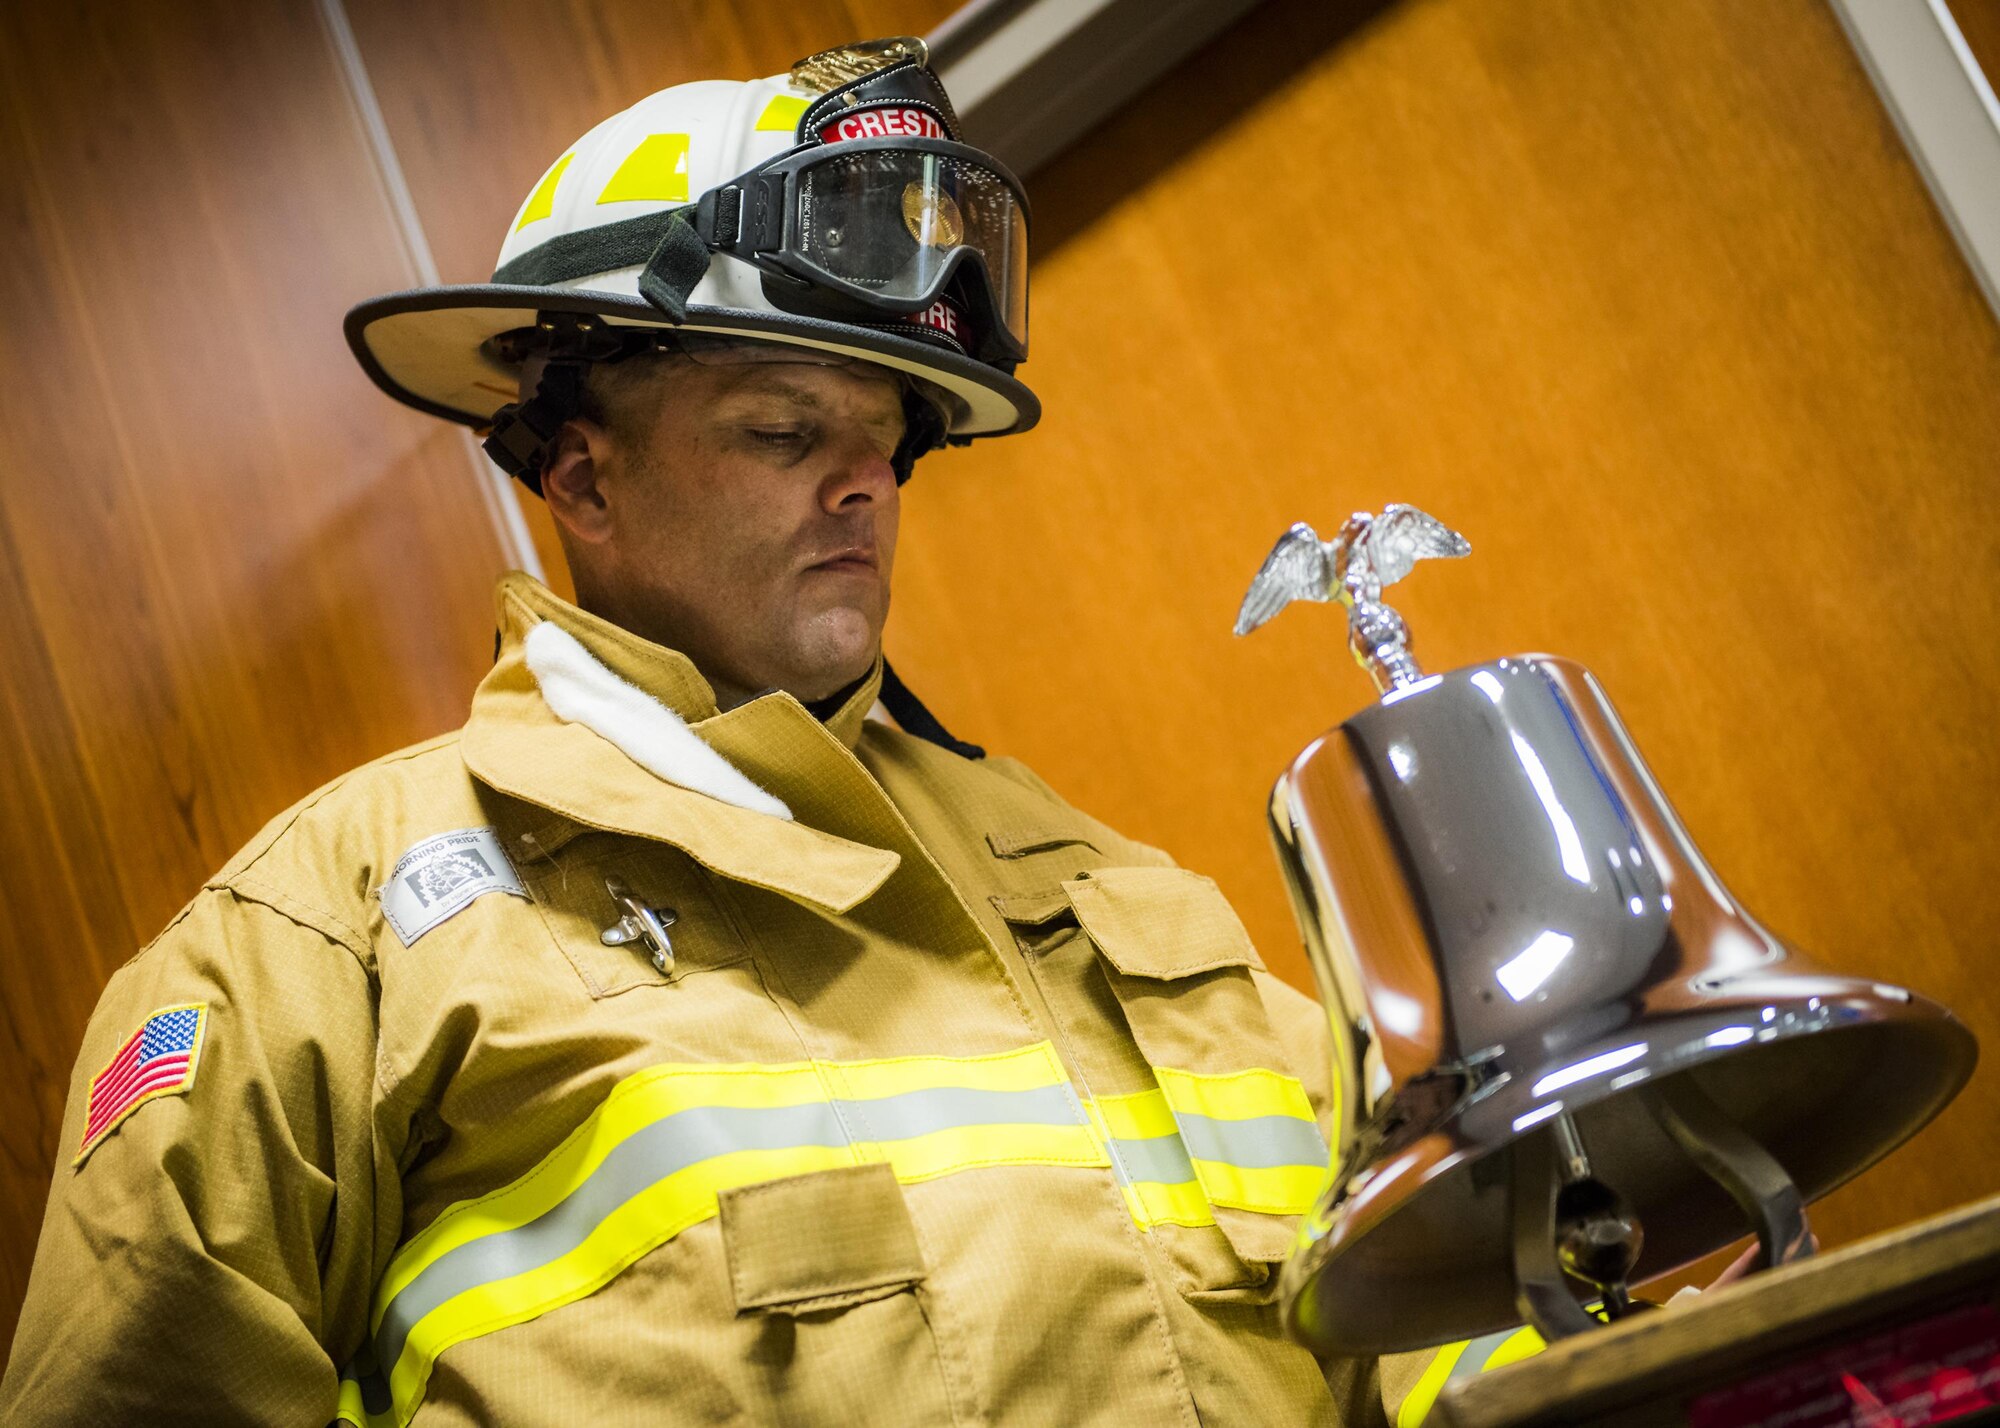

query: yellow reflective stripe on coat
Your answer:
[1396,1325,1549,1426]
[1395,1340,1469,1428]
[1090,1089,1215,1228]
[334,1350,396,1428]
[1089,1067,1327,1229]
[364,1043,1102,1425]
[1152,1066,1327,1216]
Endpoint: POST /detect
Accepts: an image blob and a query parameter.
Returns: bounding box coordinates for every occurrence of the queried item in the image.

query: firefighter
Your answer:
[4,39,1451,1425]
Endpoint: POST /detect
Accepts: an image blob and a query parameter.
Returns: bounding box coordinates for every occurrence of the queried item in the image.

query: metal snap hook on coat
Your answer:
[599,875,678,973]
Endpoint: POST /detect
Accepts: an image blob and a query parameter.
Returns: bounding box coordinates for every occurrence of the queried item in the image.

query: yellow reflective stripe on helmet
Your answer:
[594,132,691,205]
[1154,1066,1328,1216]
[514,152,574,231]
[367,1043,1102,1425]
[755,93,810,131]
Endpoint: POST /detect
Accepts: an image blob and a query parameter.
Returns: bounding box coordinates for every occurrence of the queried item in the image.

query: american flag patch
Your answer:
[75,1003,207,1165]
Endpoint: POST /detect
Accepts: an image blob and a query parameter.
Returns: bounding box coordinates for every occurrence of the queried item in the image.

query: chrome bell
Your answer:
[1236,507,1978,1356]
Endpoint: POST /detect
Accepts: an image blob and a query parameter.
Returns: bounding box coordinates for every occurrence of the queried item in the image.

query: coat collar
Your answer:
[488,575,884,748]
[462,575,899,914]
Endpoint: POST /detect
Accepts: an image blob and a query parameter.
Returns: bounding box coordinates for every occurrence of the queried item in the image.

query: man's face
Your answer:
[544,355,907,706]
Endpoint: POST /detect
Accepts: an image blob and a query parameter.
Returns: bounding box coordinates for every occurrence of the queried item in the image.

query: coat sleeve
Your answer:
[0,887,396,1427]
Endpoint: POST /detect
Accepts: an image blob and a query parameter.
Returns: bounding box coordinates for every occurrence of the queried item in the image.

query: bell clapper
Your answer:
[1510,1122,1610,1341]
[1511,1114,1649,1342]
[1549,1114,1646,1322]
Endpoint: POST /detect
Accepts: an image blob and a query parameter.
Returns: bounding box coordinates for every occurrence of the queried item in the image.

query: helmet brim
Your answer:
[345,284,1040,438]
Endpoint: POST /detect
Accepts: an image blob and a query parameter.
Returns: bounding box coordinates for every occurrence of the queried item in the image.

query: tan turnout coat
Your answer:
[2,575,1420,1426]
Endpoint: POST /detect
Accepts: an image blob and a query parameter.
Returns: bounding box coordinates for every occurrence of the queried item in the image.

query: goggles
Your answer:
[694,136,1029,366]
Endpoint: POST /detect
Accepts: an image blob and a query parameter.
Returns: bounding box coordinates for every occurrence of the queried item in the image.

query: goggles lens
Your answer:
[795,149,1028,348]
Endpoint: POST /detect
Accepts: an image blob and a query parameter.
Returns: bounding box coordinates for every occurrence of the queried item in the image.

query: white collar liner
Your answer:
[523,620,793,821]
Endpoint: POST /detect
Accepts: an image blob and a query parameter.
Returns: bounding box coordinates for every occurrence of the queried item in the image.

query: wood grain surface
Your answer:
[0,0,516,1356]
[1948,0,2000,96]
[1435,1194,2000,1426]
[4,0,1998,1381]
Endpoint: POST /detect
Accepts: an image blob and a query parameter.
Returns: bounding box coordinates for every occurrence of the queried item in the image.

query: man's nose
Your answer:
[818,434,898,512]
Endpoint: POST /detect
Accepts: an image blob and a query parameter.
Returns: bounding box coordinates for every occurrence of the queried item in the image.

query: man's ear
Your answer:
[540,418,617,545]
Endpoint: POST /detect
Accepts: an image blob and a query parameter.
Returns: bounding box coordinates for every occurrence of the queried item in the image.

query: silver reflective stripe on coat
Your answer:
[374,1082,1085,1374]
[1172,1110,1328,1169]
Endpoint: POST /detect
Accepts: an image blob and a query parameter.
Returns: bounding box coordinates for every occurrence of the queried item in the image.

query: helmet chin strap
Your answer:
[483,358,587,492]
[890,383,947,484]
[878,659,984,760]
[486,320,949,491]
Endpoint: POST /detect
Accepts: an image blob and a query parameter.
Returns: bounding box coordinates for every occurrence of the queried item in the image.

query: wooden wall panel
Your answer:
[882,0,2000,1254]
[1948,0,2000,93]
[0,0,508,1357]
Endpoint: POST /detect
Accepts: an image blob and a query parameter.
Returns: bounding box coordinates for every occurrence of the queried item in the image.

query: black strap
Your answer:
[493,207,711,323]
[482,359,587,491]
[890,383,946,485]
[635,217,711,323]
[879,659,985,759]
[492,209,678,285]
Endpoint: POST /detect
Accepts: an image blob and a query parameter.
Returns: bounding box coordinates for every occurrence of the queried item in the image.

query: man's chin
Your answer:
[779,609,882,703]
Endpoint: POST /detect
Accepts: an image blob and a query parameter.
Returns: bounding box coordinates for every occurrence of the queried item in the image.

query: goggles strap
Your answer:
[493,207,711,322]
[636,215,710,322]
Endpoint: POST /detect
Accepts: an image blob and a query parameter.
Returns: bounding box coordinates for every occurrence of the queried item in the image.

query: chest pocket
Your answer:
[519,831,753,997]
[1061,867,1330,1286]
[716,1162,957,1425]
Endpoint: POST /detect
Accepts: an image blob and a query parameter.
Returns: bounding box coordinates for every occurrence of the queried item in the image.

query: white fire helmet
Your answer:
[345,38,1037,490]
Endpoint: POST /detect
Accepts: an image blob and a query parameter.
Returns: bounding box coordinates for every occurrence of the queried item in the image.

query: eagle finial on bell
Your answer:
[1235,504,1470,691]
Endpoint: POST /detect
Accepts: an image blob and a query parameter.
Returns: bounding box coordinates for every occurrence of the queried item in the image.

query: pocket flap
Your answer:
[719,1163,926,1315]
[989,889,1074,926]
[986,825,1099,860]
[1062,867,1265,978]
